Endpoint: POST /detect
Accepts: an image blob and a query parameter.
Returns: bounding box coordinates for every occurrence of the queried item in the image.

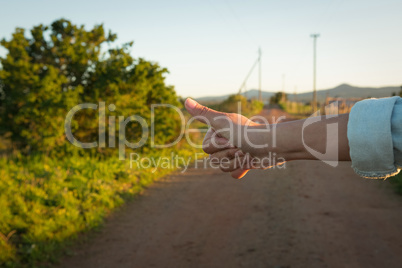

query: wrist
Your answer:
[271,120,311,161]
[271,114,350,162]
[239,122,308,161]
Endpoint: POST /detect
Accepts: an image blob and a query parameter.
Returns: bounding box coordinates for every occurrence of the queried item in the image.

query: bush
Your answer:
[0,19,200,266]
[219,95,264,117]
[0,19,181,154]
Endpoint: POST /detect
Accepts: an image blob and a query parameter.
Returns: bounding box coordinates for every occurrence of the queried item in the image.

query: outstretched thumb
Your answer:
[185,98,226,128]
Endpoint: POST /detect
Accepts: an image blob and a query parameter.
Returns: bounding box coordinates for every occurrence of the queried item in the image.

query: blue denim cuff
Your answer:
[347,96,402,179]
[392,98,402,168]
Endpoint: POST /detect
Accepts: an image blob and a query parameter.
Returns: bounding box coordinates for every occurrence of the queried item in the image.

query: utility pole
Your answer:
[294,86,299,114]
[258,47,262,102]
[310,33,320,113]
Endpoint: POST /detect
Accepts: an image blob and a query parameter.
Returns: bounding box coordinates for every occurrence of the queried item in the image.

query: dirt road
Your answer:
[59,109,402,268]
[60,163,402,268]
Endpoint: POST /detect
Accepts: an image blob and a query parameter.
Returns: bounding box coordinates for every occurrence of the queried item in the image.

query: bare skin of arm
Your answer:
[185,98,351,179]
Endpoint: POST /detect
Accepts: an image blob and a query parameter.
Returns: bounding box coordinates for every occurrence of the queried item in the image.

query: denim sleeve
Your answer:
[347,96,402,179]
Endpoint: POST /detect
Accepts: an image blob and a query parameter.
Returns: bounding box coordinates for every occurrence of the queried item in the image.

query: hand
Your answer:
[185,98,282,179]
[202,127,251,179]
[184,98,352,179]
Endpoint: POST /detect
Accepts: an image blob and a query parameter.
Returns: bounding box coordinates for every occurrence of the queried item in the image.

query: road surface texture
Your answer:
[59,109,402,268]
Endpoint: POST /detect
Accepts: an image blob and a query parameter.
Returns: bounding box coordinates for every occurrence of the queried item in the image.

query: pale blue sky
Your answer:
[0,0,401,97]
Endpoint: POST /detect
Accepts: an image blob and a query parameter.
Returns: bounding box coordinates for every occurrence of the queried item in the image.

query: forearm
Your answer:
[272,114,351,162]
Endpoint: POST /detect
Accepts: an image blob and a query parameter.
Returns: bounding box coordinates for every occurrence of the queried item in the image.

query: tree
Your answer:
[219,94,263,116]
[270,92,287,104]
[0,19,180,153]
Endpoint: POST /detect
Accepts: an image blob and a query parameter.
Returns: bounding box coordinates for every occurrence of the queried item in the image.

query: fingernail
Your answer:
[185,98,197,109]
[235,150,245,157]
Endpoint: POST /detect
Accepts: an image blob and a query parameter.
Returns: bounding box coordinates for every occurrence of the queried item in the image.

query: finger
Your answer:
[202,127,214,145]
[185,98,226,128]
[219,153,249,172]
[231,169,250,179]
[210,148,241,161]
[219,153,261,172]
[203,133,234,154]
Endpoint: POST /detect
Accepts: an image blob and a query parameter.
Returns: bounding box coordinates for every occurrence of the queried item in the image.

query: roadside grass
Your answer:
[0,140,203,267]
[280,101,313,118]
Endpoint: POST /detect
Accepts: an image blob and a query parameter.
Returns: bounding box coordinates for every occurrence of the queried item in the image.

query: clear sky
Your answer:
[0,0,401,97]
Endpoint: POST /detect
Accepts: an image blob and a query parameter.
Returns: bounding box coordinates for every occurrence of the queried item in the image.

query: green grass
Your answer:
[280,101,312,117]
[0,142,202,267]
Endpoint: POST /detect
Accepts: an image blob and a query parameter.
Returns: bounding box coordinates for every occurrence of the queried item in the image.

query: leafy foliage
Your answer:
[0,19,194,266]
[0,19,180,153]
[269,91,287,104]
[218,94,263,117]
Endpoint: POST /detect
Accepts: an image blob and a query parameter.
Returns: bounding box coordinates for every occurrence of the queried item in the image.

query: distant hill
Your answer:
[195,89,274,103]
[289,84,400,103]
[196,84,401,104]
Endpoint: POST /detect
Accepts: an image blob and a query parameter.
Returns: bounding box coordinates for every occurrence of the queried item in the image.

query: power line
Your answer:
[238,48,262,102]
[238,57,259,95]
